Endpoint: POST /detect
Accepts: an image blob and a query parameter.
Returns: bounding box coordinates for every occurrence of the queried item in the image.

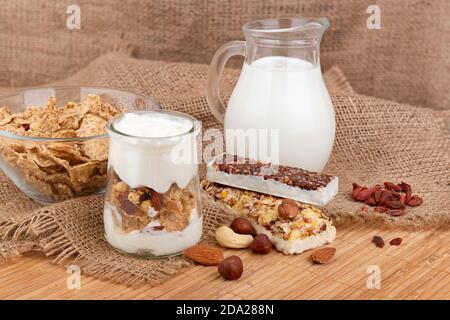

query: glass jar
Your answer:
[103,110,202,257]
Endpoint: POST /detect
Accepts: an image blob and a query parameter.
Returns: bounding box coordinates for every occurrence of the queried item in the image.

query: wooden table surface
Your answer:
[0,222,449,300]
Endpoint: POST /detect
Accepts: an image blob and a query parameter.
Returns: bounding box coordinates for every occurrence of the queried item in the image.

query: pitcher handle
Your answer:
[206,41,245,124]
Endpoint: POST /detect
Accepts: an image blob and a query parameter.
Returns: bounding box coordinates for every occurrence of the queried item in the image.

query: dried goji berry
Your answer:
[379,190,392,205]
[372,235,385,248]
[386,209,405,216]
[385,200,405,209]
[389,237,403,246]
[373,184,382,191]
[365,195,377,206]
[374,206,389,213]
[356,187,375,201]
[399,181,412,193]
[384,182,402,192]
[351,186,364,200]
[407,196,423,207]
[405,190,412,204]
[373,190,382,203]
[399,194,406,205]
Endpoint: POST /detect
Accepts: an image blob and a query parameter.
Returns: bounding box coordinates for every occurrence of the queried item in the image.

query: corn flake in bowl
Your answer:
[0,86,159,203]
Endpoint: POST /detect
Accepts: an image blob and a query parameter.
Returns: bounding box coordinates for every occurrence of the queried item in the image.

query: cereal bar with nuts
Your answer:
[201,180,336,255]
[206,154,339,206]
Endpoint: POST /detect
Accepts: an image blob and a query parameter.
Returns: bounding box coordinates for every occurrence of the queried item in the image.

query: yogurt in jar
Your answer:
[104,111,202,257]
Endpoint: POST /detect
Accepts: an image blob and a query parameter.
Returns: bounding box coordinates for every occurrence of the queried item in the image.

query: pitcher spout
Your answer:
[242,17,329,67]
[243,17,329,45]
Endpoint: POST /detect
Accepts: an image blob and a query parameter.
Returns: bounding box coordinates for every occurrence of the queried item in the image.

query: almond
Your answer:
[311,247,336,264]
[184,244,224,266]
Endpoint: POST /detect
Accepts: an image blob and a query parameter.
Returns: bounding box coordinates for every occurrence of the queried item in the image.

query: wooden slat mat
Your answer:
[0,222,448,299]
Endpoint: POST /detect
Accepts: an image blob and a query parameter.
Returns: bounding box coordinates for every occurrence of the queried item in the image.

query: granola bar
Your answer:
[206,154,339,206]
[201,180,336,255]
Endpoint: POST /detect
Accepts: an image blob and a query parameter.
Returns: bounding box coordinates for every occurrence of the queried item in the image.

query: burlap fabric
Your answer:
[0,0,449,110]
[0,52,449,285]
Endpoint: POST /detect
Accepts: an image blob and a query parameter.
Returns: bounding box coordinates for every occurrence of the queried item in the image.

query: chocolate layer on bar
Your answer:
[213,154,334,191]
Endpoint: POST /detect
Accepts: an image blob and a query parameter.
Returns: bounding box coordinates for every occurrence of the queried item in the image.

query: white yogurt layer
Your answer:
[114,112,193,138]
[108,111,200,193]
[104,204,202,256]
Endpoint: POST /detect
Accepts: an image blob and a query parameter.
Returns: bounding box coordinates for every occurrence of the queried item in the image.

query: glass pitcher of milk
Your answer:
[206,18,335,172]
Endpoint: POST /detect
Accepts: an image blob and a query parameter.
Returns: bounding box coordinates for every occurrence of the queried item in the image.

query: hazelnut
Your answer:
[250,234,272,254]
[278,199,299,220]
[230,217,254,235]
[218,255,243,280]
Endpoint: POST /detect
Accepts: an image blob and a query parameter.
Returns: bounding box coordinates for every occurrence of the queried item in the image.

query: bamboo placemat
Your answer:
[0,222,448,299]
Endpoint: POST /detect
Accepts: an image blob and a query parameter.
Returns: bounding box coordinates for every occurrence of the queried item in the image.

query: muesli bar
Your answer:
[201,180,336,255]
[206,154,338,206]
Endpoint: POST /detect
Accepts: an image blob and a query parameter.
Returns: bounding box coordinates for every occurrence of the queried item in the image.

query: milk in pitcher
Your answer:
[225,56,335,172]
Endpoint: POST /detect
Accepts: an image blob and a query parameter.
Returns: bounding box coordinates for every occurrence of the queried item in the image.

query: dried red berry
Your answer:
[399,181,412,193]
[385,200,405,209]
[379,190,392,205]
[384,182,402,192]
[386,209,406,216]
[120,200,140,215]
[399,194,406,205]
[407,196,423,207]
[356,187,374,201]
[389,238,403,246]
[373,190,382,203]
[351,186,364,200]
[405,190,412,204]
[365,195,377,206]
[390,191,401,200]
[372,235,385,248]
[151,191,164,210]
[374,206,389,213]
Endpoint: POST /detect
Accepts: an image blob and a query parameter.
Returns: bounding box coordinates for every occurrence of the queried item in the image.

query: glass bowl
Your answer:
[0,86,160,203]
